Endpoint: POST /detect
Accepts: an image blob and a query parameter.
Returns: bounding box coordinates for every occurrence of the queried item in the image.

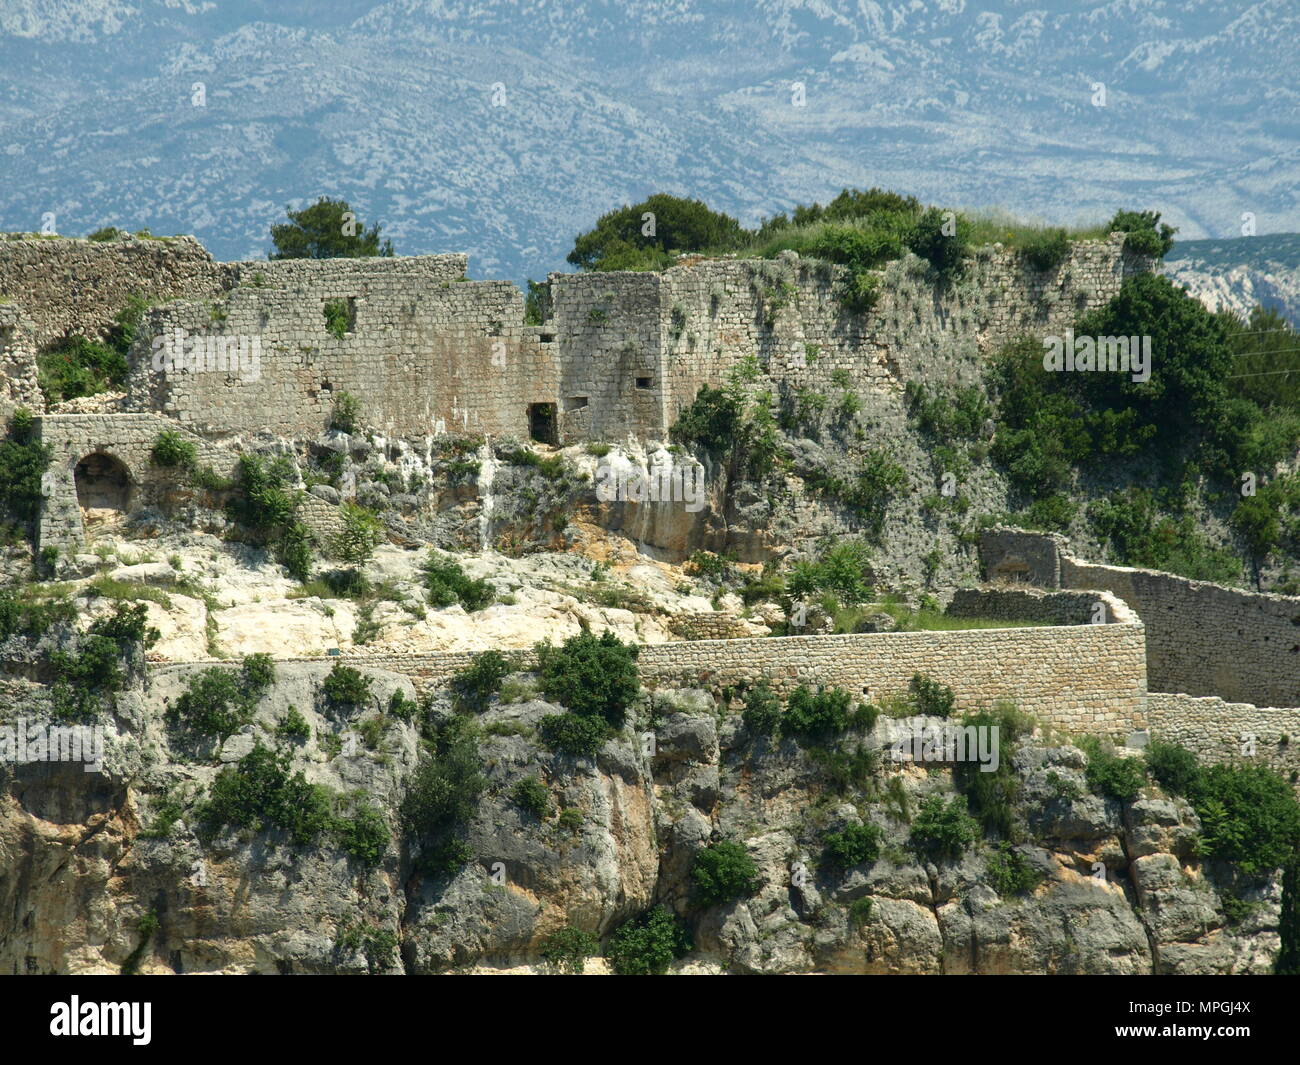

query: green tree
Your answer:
[535,630,640,727]
[567,194,746,271]
[1107,209,1177,258]
[332,502,383,565]
[270,197,394,260]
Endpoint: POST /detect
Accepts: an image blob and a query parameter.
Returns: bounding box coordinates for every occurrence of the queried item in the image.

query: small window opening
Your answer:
[323,297,357,338]
[635,377,652,390]
[563,396,589,412]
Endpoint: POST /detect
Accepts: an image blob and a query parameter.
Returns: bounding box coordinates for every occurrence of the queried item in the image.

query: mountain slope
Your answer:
[1,1,1297,283]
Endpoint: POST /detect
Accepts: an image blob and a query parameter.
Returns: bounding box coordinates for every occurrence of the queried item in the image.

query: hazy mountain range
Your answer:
[1,0,1297,284]
[1165,234,1300,326]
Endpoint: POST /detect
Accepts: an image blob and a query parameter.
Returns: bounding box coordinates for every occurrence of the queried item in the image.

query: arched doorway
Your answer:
[74,452,134,532]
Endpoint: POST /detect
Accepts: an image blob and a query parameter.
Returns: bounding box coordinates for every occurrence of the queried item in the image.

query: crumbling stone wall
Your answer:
[0,304,43,421]
[3,232,1146,447]
[35,411,348,555]
[980,527,1300,707]
[126,255,562,441]
[34,413,234,551]
[0,236,229,349]
[542,233,1146,442]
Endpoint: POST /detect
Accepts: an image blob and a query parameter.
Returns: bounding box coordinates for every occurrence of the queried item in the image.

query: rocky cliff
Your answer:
[0,662,1280,975]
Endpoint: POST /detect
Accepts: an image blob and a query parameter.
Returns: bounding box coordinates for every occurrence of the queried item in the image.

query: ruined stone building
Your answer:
[0,232,1151,550]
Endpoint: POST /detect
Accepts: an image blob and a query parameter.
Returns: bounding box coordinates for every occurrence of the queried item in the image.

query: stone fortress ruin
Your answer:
[1,232,1297,777]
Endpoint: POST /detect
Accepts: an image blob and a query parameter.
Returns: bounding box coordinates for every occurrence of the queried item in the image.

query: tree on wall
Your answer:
[269,197,394,260]
[566,193,747,271]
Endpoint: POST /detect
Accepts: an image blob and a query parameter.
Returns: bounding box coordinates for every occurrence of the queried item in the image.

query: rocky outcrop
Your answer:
[0,667,1281,974]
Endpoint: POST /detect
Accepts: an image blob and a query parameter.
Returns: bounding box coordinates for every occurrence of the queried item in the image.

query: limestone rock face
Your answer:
[0,673,1286,975]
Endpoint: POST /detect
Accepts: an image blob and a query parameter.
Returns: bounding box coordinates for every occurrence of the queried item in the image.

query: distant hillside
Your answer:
[1,1,1298,284]
[1163,233,1300,326]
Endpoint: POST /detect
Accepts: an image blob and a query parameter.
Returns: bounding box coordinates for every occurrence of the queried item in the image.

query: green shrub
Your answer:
[783,684,853,742]
[1019,228,1072,272]
[538,712,609,757]
[557,807,584,832]
[47,602,159,722]
[786,540,874,604]
[669,384,744,459]
[539,926,599,974]
[36,293,145,405]
[816,451,906,541]
[848,896,874,926]
[173,654,276,740]
[953,702,1032,838]
[1191,763,1300,877]
[226,453,314,580]
[741,683,782,736]
[277,706,311,741]
[691,841,760,905]
[535,630,639,727]
[907,674,955,718]
[904,382,989,441]
[1144,739,1202,797]
[911,795,979,859]
[174,668,251,740]
[822,821,882,870]
[511,775,551,820]
[905,207,971,280]
[332,502,384,565]
[1107,209,1176,259]
[1081,738,1147,801]
[323,298,354,339]
[450,649,512,712]
[322,663,372,708]
[1090,488,1243,584]
[38,335,127,403]
[400,715,484,876]
[986,843,1043,895]
[421,551,494,611]
[605,906,692,975]
[334,921,398,973]
[839,270,881,314]
[335,799,389,867]
[151,430,197,471]
[567,193,746,271]
[201,742,333,847]
[0,409,52,529]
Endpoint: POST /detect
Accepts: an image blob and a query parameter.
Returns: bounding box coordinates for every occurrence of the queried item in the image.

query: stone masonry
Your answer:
[980,526,1300,708]
[0,235,229,349]
[0,230,1150,451]
[149,598,1149,739]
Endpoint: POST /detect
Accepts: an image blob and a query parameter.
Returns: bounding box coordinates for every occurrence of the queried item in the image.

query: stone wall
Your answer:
[34,412,236,551]
[0,305,43,422]
[979,527,1300,707]
[542,234,1148,443]
[948,586,1135,626]
[34,411,351,555]
[665,610,766,641]
[0,236,229,349]
[126,255,561,442]
[1146,693,1300,776]
[0,232,1148,448]
[154,612,1147,738]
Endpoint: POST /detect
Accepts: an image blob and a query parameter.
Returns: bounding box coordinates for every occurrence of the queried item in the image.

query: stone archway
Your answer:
[74,452,134,533]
